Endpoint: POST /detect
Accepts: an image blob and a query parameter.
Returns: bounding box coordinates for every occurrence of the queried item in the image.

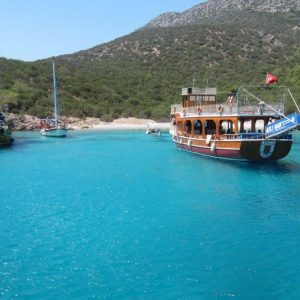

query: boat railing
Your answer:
[236,133,264,140]
[238,103,284,115]
[171,103,239,115]
[171,103,283,116]
[206,133,266,140]
[223,132,292,140]
[174,131,293,141]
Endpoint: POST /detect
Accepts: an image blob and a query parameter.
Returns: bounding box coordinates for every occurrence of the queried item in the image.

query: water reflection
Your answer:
[245,160,300,174]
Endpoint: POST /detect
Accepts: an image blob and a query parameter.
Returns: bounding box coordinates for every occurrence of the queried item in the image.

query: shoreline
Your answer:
[69,117,170,131]
[5,114,170,132]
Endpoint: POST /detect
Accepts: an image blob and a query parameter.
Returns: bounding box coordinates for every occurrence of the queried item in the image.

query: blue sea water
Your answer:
[1,130,300,300]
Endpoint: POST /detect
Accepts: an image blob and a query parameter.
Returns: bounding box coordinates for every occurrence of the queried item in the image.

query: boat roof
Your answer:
[181,87,217,96]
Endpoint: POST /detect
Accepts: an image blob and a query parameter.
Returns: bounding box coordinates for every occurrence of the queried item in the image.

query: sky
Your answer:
[0,0,204,62]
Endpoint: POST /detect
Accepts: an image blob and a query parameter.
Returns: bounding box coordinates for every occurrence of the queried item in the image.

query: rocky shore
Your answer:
[4,113,170,132]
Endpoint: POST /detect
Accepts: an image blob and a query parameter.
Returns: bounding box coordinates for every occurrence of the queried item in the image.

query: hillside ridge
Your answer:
[0,0,299,120]
[144,0,300,28]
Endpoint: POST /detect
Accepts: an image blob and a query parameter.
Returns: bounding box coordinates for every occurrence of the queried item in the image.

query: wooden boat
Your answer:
[40,61,67,138]
[0,112,13,146]
[170,85,300,161]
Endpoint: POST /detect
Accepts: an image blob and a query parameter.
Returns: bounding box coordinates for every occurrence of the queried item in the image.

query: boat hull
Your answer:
[173,136,292,161]
[240,139,292,161]
[40,128,68,138]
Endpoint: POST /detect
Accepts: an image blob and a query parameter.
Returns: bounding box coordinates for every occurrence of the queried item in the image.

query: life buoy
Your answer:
[197,107,202,114]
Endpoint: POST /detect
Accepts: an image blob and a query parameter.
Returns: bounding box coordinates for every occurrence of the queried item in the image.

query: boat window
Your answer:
[204,120,216,135]
[255,119,264,133]
[219,121,226,135]
[239,119,264,134]
[193,120,202,135]
[184,120,192,134]
[240,119,252,133]
[220,120,235,134]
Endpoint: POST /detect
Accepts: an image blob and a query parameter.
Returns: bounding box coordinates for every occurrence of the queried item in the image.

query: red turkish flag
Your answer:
[265,73,279,85]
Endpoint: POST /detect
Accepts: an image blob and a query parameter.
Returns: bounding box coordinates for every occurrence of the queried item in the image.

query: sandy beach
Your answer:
[68,117,171,131]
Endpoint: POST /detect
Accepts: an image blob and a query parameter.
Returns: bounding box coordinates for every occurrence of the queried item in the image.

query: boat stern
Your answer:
[240,138,292,161]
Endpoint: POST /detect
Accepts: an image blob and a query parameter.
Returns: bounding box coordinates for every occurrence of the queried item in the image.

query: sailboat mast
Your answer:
[52,60,58,126]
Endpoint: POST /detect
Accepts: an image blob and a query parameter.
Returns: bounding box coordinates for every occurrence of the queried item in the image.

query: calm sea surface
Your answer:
[1,130,300,299]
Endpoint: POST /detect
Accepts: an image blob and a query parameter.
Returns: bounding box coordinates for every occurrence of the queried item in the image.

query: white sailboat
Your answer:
[40,61,68,137]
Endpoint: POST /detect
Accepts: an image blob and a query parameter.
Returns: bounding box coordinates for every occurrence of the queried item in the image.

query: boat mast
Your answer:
[192,71,196,88]
[52,60,58,127]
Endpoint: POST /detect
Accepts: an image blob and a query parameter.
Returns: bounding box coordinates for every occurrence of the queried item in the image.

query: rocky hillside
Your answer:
[0,0,299,120]
[144,0,300,28]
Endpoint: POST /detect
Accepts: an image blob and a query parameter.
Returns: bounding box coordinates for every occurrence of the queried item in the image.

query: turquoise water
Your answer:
[1,130,300,299]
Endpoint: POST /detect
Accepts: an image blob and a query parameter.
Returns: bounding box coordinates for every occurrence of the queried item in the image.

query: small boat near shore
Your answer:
[40,61,67,138]
[146,123,161,136]
[0,112,13,146]
[170,84,300,161]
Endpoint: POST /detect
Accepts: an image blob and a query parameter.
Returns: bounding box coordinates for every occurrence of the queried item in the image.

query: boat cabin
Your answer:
[171,86,284,139]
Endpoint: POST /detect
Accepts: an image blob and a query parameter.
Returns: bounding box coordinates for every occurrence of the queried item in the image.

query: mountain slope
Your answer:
[144,0,300,28]
[0,0,300,120]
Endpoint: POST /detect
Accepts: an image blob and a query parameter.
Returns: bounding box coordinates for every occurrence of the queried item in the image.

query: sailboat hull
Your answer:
[41,128,68,137]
